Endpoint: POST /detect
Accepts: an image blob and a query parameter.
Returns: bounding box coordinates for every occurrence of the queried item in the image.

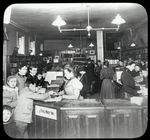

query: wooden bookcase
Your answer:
[6,55,44,76]
[121,46,148,61]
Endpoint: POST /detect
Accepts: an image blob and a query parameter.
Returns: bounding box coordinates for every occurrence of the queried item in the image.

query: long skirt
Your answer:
[100,79,115,99]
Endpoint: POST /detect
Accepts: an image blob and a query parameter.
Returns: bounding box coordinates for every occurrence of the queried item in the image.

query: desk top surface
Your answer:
[34,98,147,110]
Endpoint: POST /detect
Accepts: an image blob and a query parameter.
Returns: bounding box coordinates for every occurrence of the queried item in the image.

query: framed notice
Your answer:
[35,105,57,120]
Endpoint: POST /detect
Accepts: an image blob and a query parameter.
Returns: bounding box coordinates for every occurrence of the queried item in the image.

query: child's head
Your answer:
[29,65,38,76]
[25,81,36,92]
[18,63,27,76]
[3,105,12,124]
[37,71,43,80]
[7,75,17,88]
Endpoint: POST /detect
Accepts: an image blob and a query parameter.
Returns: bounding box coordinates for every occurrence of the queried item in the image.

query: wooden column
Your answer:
[96,31,104,62]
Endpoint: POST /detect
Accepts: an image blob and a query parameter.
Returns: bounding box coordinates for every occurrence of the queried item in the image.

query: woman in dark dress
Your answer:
[100,61,115,99]
[86,59,96,94]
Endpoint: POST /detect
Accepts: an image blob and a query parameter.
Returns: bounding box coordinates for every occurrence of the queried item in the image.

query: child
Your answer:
[36,70,48,89]
[13,81,50,138]
[15,63,28,94]
[3,75,18,113]
[3,105,20,138]
[26,65,38,85]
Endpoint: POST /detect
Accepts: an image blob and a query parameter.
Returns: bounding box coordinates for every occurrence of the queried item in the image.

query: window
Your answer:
[28,37,35,55]
[16,32,25,55]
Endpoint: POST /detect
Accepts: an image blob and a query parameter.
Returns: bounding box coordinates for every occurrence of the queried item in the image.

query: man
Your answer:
[86,58,96,94]
[15,63,27,94]
[119,61,142,98]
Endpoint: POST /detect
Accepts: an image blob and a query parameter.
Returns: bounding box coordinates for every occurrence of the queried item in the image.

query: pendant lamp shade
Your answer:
[111,14,126,25]
[89,43,94,47]
[52,16,66,30]
[68,44,73,48]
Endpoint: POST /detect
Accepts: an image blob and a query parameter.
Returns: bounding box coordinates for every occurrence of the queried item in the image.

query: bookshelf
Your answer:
[121,46,148,60]
[6,55,44,76]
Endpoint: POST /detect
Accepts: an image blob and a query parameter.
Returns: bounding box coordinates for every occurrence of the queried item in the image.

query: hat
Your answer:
[7,75,17,83]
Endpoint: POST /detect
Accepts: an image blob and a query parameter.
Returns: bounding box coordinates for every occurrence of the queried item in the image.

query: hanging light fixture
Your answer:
[111,14,126,29]
[68,44,73,48]
[52,5,126,37]
[52,15,66,30]
[131,43,136,47]
[89,43,94,47]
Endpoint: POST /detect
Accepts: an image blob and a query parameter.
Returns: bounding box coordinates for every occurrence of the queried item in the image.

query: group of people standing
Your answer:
[3,57,148,138]
[3,63,50,138]
[75,58,148,100]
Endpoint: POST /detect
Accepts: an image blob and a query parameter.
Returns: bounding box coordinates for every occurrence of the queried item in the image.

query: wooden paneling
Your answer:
[28,99,147,138]
[60,109,105,138]
[28,104,61,138]
[105,108,144,138]
[142,108,148,134]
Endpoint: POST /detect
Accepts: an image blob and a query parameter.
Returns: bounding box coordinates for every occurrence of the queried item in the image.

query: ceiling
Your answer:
[9,3,147,40]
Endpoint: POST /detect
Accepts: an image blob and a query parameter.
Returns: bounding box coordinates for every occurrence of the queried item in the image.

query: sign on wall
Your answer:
[35,105,57,120]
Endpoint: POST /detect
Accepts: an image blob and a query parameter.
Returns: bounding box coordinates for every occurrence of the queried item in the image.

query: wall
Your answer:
[122,20,148,50]
[4,23,44,56]
[44,37,97,51]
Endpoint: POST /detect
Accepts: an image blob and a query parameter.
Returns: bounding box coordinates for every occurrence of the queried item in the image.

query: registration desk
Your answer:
[28,98,147,138]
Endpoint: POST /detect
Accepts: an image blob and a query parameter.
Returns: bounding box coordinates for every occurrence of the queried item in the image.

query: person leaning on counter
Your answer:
[58,63,83,99]
[119,61,142,98]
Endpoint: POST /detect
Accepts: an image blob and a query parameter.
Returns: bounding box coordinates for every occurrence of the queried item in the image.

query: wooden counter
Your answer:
[28,98,147,138]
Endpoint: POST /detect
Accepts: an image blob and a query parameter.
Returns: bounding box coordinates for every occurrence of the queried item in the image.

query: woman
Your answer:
[58,63,83,99]
[100,61,115,99]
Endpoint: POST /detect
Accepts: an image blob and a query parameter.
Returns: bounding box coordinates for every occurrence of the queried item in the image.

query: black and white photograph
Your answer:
[3,3,147,139]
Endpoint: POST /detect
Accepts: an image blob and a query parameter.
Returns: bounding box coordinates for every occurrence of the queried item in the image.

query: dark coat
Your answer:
[4,122,20,138]
[26,73,38,85]
[119,69,140,98]
[80,73,91,97]
[86,63,96,84]
[36,77,48,88]
[130,69,140,77]
[100,67,115,99]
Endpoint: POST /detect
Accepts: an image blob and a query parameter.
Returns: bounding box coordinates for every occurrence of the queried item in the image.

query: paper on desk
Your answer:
[130,97,143,106]
[45,72,56,84]
[45,71,63,84]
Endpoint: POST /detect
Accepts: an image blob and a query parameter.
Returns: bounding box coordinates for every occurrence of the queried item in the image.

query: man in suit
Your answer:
[119,61,142,98]
[86,58,96,94]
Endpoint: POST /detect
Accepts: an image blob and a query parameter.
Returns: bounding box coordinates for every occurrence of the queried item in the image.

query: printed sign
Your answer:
[35,105,57,120]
